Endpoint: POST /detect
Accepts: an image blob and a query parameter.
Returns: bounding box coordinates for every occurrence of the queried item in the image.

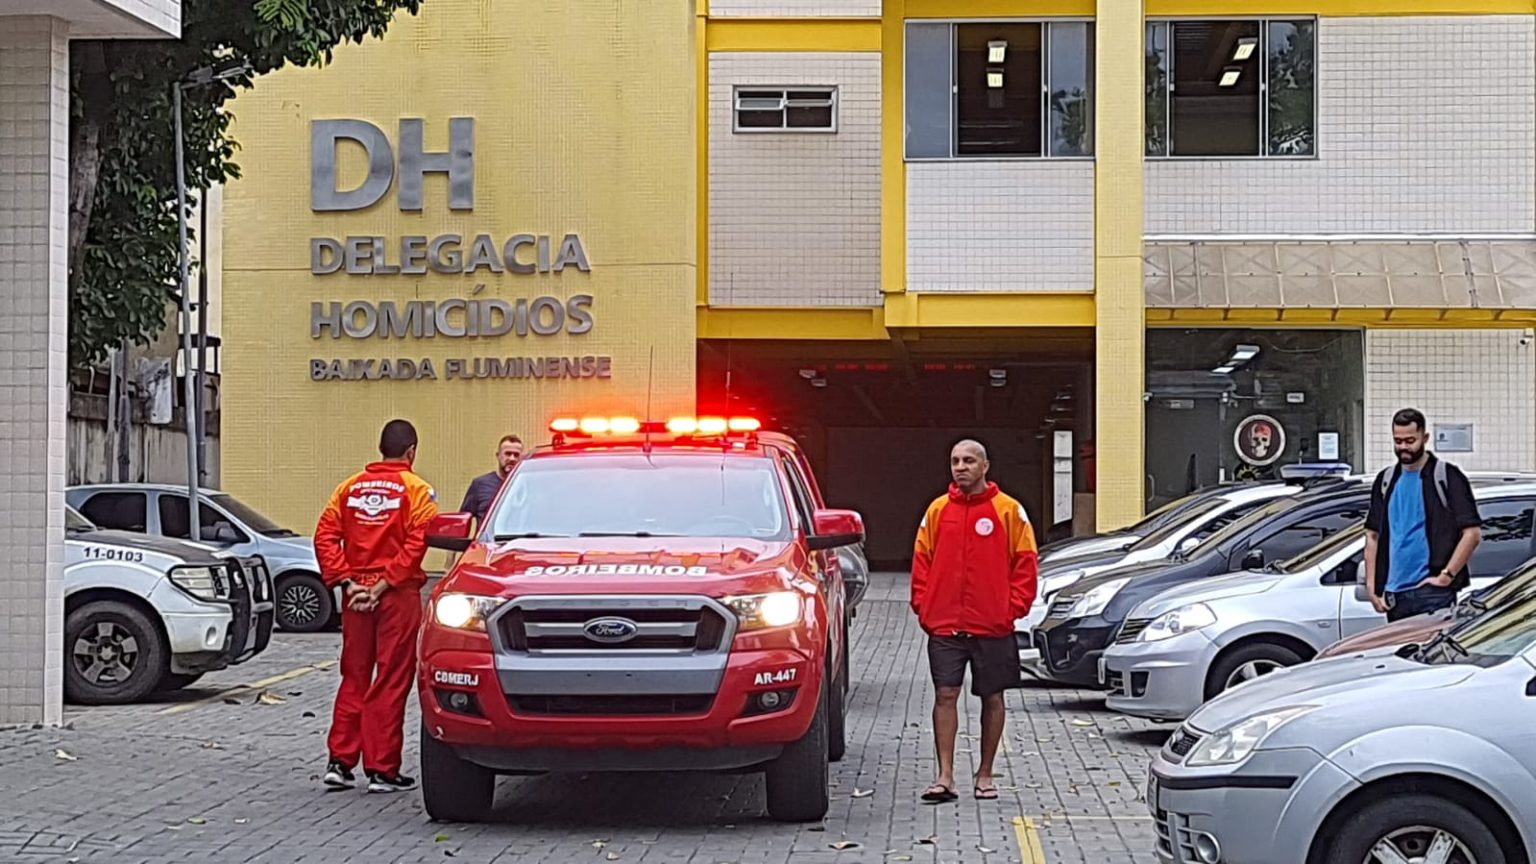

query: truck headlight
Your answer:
[434,594,506,632]
[169,566,224,601]
[1185,706,1314,767]
[1068,577,1132,618]
[1140,603,1217,642]
[723,591,802,630]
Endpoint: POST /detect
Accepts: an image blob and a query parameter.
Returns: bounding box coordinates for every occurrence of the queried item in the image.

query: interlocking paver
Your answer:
[0,574,1161,863]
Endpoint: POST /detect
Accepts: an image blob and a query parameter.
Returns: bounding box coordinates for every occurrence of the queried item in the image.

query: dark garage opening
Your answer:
[698,331,1094,569]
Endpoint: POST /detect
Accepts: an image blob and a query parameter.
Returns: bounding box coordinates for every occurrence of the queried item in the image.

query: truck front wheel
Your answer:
[764,676,830,822]
[64,601,168,705]
[420,723,496,822]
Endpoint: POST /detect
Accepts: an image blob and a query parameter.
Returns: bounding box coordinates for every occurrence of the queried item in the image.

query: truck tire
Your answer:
[420,723,496,822]
[64,601,168,705]
[275,572,334,633]
[764,676,830,822]
[827,629,849,763]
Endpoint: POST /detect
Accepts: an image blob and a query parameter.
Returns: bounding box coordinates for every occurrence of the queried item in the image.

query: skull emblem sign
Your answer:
[1234,414,1286,467]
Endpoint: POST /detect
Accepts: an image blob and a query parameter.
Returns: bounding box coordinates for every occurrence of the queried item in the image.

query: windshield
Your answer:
[1134,490,1228,535]
[1476,558,1536,610]
[1278,523,1365,574]
[487,453,792,541]
[66,507,95,532]
[210,494,294,537]
[1129,497,1228,551]
[1425,593,1536,667]
[1194,495,1302,555]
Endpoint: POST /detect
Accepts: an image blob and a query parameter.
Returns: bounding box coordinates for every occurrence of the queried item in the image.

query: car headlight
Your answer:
[433,593,506,632]
[1185,706,1315,767]
[169,566,224,601]
[723,591,802,631]
[1140,603,1217,642]
[1068,577,1132,618]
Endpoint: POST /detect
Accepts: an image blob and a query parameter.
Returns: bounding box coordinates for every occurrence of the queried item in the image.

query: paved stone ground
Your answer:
[0,575,1162,863]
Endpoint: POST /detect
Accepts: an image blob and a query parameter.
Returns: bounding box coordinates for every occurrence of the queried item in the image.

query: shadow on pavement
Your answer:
[479,771,774,828]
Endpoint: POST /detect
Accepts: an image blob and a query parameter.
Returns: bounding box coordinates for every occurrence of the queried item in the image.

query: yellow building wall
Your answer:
[222,0,697,532]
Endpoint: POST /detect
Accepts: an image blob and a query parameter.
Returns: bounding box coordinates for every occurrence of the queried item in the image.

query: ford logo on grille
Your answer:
[583,617,639,643]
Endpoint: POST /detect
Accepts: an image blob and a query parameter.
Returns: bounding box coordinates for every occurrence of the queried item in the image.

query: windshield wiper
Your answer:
[1262,561,1287,573]
[577,531,684,538]
[493,532,571,540]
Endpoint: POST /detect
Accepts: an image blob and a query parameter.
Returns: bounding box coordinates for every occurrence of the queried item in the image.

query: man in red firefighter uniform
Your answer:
[315,419,439,793]
[911,439,1038,803]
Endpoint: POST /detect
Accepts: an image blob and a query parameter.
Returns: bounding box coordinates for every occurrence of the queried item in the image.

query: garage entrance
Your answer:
[699,330,1095,568]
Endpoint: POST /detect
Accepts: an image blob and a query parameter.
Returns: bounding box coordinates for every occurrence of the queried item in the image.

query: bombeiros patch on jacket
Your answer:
[347,492,403,517]
[975,517,995,536]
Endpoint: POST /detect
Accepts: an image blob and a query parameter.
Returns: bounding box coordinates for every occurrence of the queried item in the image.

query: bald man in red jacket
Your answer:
[911,439,1039,803]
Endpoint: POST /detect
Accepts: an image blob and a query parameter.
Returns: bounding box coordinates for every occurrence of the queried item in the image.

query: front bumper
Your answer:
[1103,630,1218,721]
[1034,615,1116,687]
[1149,746,1358,864]
[420,640,825,773]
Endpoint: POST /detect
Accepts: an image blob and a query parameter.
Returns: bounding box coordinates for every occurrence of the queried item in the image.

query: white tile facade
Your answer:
[1147,17,1536,236]
[907,162,1095,292]
[0,17,69,725]
[1364,330,1536,472]
[709,52,881,307]
[709,0,880,17]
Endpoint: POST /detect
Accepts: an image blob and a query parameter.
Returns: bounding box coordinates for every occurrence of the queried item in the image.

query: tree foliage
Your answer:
[68,0,422,368]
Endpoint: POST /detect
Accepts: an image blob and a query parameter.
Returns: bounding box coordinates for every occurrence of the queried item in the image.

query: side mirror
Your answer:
[1242,549,1265,570]
[1353,560,1372,604]
[427,512,475,552]
[1177,536,1202,555]
[807,509,864,551]
[212,523,241,543]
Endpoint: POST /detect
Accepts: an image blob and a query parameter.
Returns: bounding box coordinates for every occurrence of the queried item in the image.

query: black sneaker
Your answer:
[366,771,417,794]
[323,760,356,789]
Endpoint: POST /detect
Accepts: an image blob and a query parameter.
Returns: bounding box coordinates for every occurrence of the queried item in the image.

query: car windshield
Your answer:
[1128,497,1228,551]
[210,494,295,537]
[66,507,95,532]
[1194,495,1302,554]
[487,453,792,541]
[1278,523,1365,573]
[1135,490,1229,535]
[1474,558,1536,610]
[1423,593,1536,667]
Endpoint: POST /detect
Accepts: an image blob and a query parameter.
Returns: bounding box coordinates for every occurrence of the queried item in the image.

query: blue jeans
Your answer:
[1385,583,1457,622]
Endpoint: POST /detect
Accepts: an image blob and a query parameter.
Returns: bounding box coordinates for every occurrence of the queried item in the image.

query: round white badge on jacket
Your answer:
[975,518,995,536]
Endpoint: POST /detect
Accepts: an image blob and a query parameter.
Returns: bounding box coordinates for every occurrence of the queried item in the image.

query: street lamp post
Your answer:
[173,60,248,541]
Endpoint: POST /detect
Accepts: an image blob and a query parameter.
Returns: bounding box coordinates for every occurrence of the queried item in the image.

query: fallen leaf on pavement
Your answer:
[302,711,316,719]
[53,749,77,762]
[890,857,913,862]
[222,698,241,706]
[917,835,938,846]
[1026,782,1043,789]
[591,840,608,849]
[287,691,302,697]
[435,834,450,843]
[1108,781,1122,787]
[256,691,287,706]
[977,845,997,853]
[199,741,222,750]
[235,819,249,825]
[187,818,206,825]
[444,851,457,858]
[606,853,620,861]
[830,841,860,850]
[851,788,874,798]
[1070,719,1095,727]
[808,825,826,832]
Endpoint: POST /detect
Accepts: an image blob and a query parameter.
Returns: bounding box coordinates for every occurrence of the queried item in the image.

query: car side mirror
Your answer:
[212,523,241,544]
[426,512,475,552]
[1353,560,1371,604]
[1242,549,1265,570]
[807,509,864,551]
[1177,536,1201,555]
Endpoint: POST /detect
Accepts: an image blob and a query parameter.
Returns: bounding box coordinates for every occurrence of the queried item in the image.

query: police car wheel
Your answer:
[420,722,495,822]
[275,572,334,633]
[764,675,830,822]
[64,601,168,705]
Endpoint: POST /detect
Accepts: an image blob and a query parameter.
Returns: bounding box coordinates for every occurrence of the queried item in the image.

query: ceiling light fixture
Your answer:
[988,40,1008,64]
[1219,67,1242,87]
[1230,344,1260,363]
[987,70,1004,89]
[1232,37,1257,62]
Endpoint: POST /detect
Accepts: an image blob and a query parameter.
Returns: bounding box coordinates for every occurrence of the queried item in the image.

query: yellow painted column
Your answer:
[880,0,906,295]
[1093,0,1146,530]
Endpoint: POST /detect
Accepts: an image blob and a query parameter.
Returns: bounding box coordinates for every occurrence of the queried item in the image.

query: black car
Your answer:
[1034,478,1377,686]
[1035,472,1536,686]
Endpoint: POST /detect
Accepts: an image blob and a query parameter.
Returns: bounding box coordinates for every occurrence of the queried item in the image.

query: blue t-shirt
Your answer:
[1386,469,1431,592]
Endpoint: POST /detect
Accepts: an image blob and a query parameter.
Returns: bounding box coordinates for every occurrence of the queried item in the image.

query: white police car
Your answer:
[65,507,274,704]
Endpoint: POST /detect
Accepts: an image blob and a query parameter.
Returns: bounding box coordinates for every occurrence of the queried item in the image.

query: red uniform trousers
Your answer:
[327,586,421,776]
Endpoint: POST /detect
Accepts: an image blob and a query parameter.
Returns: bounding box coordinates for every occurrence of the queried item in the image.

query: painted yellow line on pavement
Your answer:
[1014,816,1048,864]
[158,661,336,716]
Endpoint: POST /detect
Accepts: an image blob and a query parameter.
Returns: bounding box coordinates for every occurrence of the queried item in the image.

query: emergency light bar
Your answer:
[547,415,762,438]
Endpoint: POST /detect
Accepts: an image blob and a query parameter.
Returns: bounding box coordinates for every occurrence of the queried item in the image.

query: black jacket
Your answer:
[1363,454,1481,597]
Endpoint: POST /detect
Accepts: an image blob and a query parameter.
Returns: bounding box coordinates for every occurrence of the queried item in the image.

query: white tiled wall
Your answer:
[0,18,69,725]
[1364,330,1536,472]
[709,0,880,16]
[709,52,881,307]
[1147,17,1536,235]
[907,162,1095,292]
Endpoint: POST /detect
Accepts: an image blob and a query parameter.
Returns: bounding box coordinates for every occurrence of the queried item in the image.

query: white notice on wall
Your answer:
[1318,432,1340,461]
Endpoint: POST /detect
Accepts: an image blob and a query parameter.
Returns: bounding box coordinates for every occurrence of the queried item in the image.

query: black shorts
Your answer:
[927,634,1021,697]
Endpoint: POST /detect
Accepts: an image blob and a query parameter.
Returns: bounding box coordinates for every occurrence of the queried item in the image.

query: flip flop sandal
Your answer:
[973,785,1000,800]
[921,784,959,803]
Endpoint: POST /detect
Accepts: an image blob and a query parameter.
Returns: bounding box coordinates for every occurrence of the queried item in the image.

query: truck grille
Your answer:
[1116,618,1153,644]
[496,598,731,654]
[508,694,715,716]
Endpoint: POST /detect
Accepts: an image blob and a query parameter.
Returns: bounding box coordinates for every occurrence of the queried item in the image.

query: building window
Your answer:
[905,20,1095,159]
[733,87,838,133]
[1145,19,1315,158]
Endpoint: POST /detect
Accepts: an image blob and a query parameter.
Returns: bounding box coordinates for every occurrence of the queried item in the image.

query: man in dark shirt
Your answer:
[459,435,523,525]
[1363,409,1482,622]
